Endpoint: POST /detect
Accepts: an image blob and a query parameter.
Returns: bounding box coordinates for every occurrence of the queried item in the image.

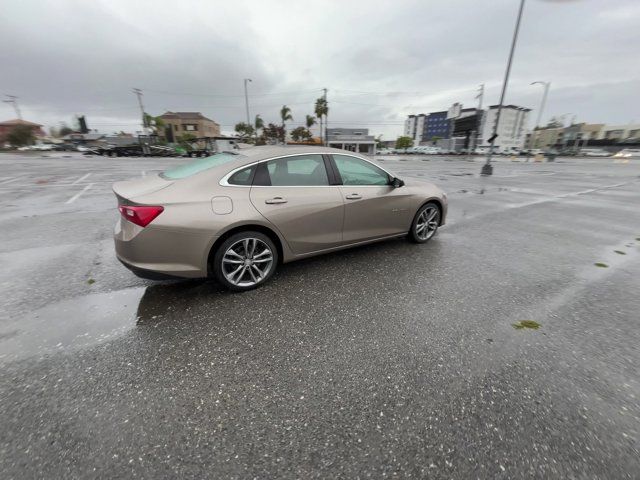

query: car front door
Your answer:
[331,154,414,242]
[249,154,344,255]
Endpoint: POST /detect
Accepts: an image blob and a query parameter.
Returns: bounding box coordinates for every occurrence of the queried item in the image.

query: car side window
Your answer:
[227,165,254,185]
[253,155,329,186]
[333,155,390,186]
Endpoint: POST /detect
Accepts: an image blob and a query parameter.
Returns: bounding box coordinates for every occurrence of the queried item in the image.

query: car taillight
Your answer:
[118,205,164,227]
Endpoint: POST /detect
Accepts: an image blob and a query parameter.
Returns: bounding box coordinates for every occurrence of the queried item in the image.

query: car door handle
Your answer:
[265,197,288,204]
[345,193,362,200]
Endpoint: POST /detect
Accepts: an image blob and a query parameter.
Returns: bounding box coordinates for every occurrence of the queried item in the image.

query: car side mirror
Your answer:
[391,177,405,188]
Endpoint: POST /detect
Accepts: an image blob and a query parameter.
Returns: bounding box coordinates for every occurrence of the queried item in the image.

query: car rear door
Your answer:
[331,153,413,242]
[249,154,344,255]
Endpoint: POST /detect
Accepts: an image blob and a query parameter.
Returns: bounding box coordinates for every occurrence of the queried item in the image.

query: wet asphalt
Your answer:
[1,152,639,478]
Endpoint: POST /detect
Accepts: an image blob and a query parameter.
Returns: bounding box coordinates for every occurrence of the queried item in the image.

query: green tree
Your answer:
[280,105,293,143]
[261,123,285,145]
[375,134,383,149]
[58,123,73,137]
[177,133,197,144]
[395,136,413,151]
[234,122,255,142]
[7,125,35,147]
[143,113,165,135]
[305,115,316,129]
[290,126,313,142]
[314,97,328,145]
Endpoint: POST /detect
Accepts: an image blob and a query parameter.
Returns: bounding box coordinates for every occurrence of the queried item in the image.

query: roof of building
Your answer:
[0,118,43,127]
[488,104,532,111]
[159,111,218,123]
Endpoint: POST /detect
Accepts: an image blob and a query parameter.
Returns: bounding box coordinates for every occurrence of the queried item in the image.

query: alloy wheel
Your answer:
[221,238,274,287]
[415,206,440,240]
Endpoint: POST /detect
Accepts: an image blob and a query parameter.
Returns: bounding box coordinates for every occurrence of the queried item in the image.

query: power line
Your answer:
[143,87,324,98]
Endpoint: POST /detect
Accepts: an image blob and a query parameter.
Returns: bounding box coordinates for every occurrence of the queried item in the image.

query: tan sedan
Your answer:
[113,146,447,291]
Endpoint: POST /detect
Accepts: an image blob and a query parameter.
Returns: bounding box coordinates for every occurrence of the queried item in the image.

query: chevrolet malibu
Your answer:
[113,146,447,291]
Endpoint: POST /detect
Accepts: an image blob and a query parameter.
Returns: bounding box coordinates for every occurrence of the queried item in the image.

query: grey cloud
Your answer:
[1,0,638,138]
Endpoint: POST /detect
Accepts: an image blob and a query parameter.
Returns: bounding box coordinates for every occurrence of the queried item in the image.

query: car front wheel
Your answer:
[409,202,441,243]
[213,231,278,291]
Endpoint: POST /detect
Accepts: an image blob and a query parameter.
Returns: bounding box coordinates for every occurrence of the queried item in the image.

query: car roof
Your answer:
[232,145,364,165]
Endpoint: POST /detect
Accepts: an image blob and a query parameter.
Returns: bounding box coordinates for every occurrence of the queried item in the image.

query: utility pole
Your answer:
[530,81,550,149]
[132,88,147,132]
[3,95,22,120]
[244,79,252,127]
[482,0,527,176]
[475,84,484,152]
[322,88,328,146]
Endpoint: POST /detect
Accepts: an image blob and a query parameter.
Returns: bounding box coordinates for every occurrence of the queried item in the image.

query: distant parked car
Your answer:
[580,148,611,157]
[613,148,640,158]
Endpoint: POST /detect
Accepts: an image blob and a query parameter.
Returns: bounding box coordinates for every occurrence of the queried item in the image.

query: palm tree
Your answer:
[314,97,328,145]
[254,114,264,141]
[280,105,293,144]
[305,115,317,143]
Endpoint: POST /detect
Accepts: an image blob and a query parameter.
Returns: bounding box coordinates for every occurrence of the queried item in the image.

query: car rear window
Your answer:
[161,153,243,180]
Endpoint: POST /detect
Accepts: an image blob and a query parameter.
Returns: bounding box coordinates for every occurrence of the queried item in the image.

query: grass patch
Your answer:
[512,320,541,330]
[87,278,95,285]
[594,262,609,268]
[614,250,626,255]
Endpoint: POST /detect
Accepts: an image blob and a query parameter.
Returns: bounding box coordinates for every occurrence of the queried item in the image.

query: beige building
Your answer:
[527,127,563,149]
[597,123,640,140]
[158,112,220,139]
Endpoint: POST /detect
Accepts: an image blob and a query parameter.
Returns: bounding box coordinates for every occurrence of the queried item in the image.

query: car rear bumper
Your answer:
[114,218,214,279]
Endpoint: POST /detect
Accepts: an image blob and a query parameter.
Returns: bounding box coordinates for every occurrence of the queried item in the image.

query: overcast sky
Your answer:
[1,0,638,139]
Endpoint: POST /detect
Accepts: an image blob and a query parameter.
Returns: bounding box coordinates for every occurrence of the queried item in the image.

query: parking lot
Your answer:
[1,151,639,478]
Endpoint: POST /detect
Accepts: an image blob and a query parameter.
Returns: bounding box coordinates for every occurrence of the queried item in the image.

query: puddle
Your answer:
[512,320,541,330]
[0,287,146,363]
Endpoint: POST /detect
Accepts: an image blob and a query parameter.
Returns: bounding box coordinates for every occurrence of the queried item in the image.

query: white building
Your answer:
[404,114,427,143]
[326,128,376,155]
[478,105,530,153]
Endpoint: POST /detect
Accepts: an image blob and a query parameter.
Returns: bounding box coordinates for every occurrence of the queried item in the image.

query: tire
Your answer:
[409,202,441,243]
[212,231,278,292]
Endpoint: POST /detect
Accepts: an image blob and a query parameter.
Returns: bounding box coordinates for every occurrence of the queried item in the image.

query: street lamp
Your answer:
[244,79,252,127]
[531,81,550,148]
[481,0,527,176]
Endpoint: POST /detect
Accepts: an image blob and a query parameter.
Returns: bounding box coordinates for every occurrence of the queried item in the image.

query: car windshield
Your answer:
[160,152,243,179]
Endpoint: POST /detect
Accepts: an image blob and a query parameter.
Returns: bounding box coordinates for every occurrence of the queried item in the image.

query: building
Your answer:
[404,114,427,143]
[597,123,640,141]
[0,119,45,144]
[327,128,376,155]
[527,127,564,149]
[424,111,451,142]
[478,105,530,153]
[158,112,220,140]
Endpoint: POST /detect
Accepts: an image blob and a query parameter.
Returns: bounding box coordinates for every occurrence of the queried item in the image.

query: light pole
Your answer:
[481,0,527,176]
[244,79,252,127]
[3,95,22,120]
[531,81,550,148]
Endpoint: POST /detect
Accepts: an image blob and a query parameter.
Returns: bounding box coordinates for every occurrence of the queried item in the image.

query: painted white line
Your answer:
[0,177,22,185]
[65,183,94,204]
[141,170,147,177]
[72,173,92,185]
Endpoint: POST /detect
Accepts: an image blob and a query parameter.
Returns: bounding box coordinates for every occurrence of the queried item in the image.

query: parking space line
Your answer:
[0,177,22,185]
[72,173,92,185]
[141,171,146,177]
[65,183,94,204]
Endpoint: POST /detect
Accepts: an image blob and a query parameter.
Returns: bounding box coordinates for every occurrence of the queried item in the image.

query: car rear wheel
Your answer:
[213,231,278,291]
[409,202,440,243]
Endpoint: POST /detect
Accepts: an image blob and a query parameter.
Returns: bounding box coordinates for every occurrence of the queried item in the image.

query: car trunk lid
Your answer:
[112,174,173,204]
